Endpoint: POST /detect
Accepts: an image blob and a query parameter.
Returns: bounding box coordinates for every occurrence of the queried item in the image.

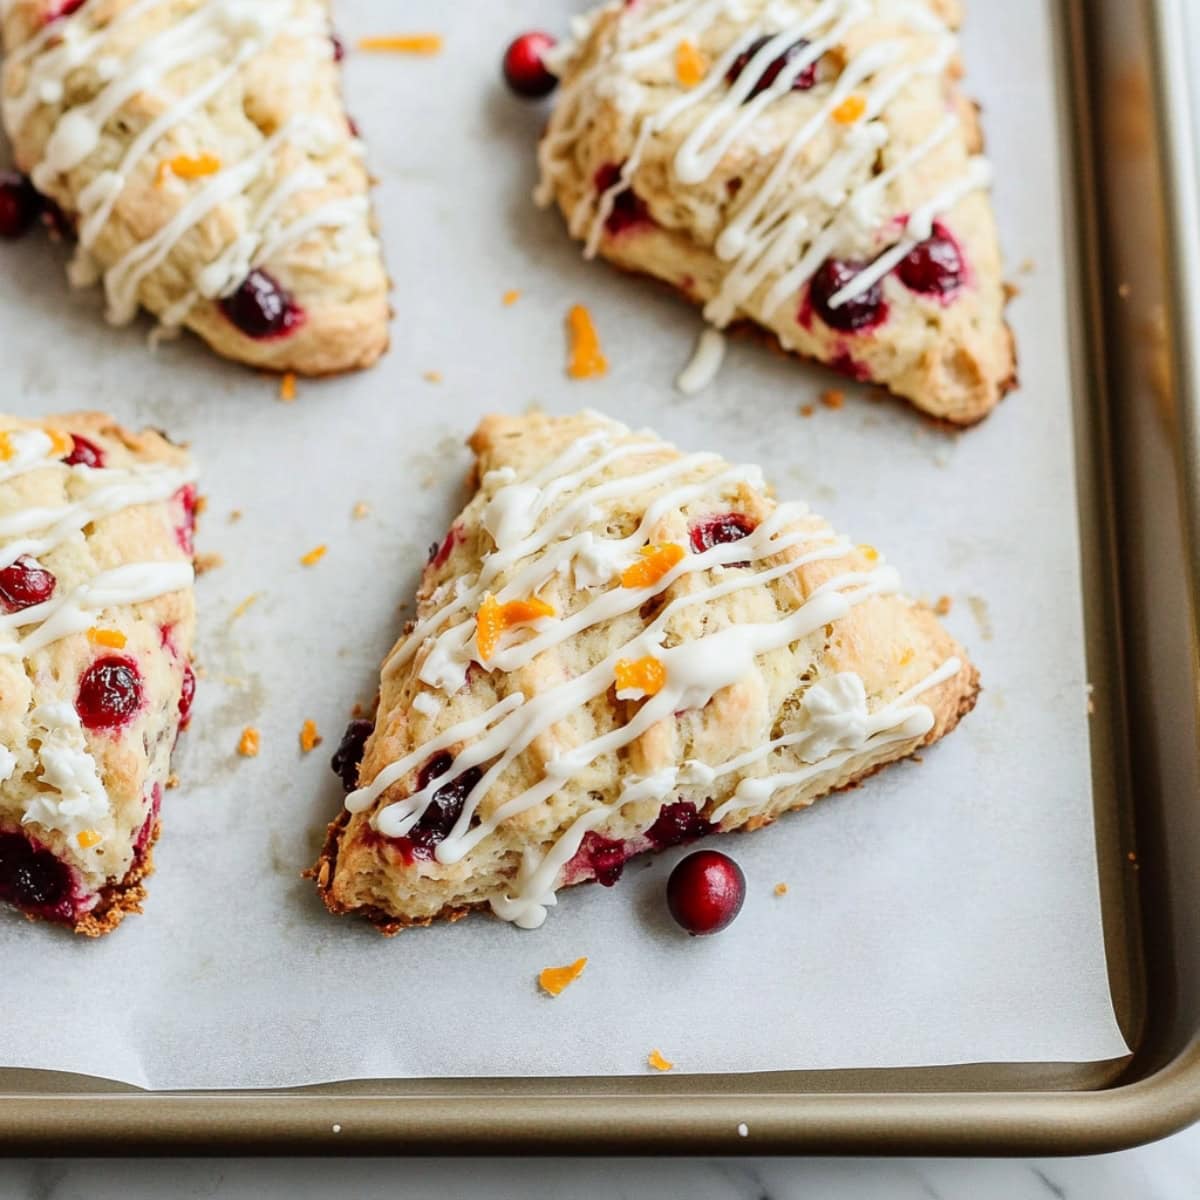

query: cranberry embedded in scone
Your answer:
[0,557,56,612]
[897,222,966,298]
[807,258,888,333]
[76,656,144,732]
[689,513,757,555]
[218,270,304,340]
[594,163,652,237]
[0,831,76,920]
[725,35,817,98]
[0,172,40,240]
[61,433,105,468]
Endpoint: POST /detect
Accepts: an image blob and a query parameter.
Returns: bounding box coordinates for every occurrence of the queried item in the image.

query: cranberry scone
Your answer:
[536,0,1015,423]
[0,0,389,374]
[0,413,197,935]
[315,410,978,932]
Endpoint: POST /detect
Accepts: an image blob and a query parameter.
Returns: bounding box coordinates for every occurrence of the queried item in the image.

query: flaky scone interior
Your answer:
[0,413,196,935]
[537,0,1015,423]
[315,411,978,933]
[1,0,389,374]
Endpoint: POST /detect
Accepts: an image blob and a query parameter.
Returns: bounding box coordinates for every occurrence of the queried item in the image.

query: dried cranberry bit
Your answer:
[896,221,965,297]
[0,172,40,240]
[178,663,196,729]
[666,849,746,936]
[502,31,559,99]
[644,801,713,850]
[689,512,757,556]
[218,269,303,339]
[0,832,73,916]
[594,162,652,236]
[331,719,374,793]
[76,656,144,731]
[0,556,56,613]
[331,32,346,61]
[807,257,887,333]
[725,35,817,100]
[62,433,105,468]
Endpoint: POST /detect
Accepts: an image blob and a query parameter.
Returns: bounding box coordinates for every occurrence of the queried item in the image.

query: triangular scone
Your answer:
[1,1,389,374]
[315,411,978,932]
[536,0,1014,423]
[0,413,196,935]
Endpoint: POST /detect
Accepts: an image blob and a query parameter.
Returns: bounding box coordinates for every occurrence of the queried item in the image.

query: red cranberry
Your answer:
[219,269,303,339]
[39,195,73,241]
[689,513,757,555]
[174,484,197,555]
[726,36,817,99]
[0,557,55,613]
[645,801,713,849]
[577,831,628,886]
[62,433,105,468]
[0,172,40,240]
[47,0,87,21]
[76,656,143,731]
[134,784,163,855]
[896,222,965,297]
[331,719,374,792]
[666,849,746,935]
[178,663,196,729]
[502,31,558,99]
[404,753,483,858]
[331,33,346,61]
[808,257,887,333]
[0,832,73,916]
[428,524,461,569]
[594,162,651,236]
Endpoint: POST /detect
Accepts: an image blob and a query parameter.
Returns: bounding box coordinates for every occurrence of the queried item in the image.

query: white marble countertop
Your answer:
[2,1123,1199,1200]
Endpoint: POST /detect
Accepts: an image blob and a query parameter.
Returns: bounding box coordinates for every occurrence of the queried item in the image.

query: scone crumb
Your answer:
[300,544,328,567]
[476,594,556,661]
[76,829,102,850]
[647,1049,674,1072]
[614,655,666,700]
[194,551,223,575]
[675,39,709,88]
[352,501,371,520]
[237,727,261,758]
[934,594,953,616]
[621,542,685,589]
[86,627,127,649]
[231,593,260,620]
[279,372,297,403]
[565,304,608,379]
[358,33,443,55]
[774,882,789,897]
[299,719,322,753]
[194,494,208,516]
[502,289,521,306]
[229,509,243,522]
[832,93,866,124]
[423,369,443,384]
[799,404,815,418]
[166,773,180,790]
[538,956,588,997]
[820,388,845,410]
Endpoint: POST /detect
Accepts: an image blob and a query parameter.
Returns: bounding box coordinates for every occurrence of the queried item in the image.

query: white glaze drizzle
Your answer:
[347,421,959,928]
[676,327,727,394]
[538,0,992,330]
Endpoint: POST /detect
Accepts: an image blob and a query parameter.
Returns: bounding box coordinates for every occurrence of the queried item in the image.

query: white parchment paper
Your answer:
[0,0,1128,1088]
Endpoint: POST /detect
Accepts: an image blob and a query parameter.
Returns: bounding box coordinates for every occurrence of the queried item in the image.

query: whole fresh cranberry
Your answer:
[808,257,887,333]
[726,36,817,100]
[0,557,55,613]
[502,31,558,99]
[896,222,965,297]
[331,719,374,792]
[666,849,746,935]
[0,173,40,240]
[76,656,144,731]
[219,270,303,339]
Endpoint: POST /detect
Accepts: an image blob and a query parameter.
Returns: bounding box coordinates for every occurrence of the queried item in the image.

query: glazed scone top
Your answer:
[343,411,961,929]
[539,0,988,328]
[0,414,195,896]
[0,0,386,368]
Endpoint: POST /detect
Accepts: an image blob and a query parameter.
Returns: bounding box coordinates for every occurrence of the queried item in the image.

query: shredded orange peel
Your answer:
[237,727,260,757]
[502,289,521,306]
[620,542,685,589]
[614,656,666,700]
[539,956,588,997]
[675,39,709,87]
[279,372,297,402]
[566,304,608,379]
[476,593,556,662]
[299,719,322,753]
[0,433,13,461]
[87,627,127,649]
[358,33,442,55]
[77,829,102,850]
[300,544,327,567]
[44,428,73,458]
[647,1049,675,1072]
[832,93,866,124]
[857,544,879,562]
[155,152,221,186]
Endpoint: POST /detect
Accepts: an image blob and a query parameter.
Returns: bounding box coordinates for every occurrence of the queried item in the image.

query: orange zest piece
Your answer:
[238,727,260,758]
[614,655,666,699]
[898,647,914,667]
[475,593,556,662]
[77,829,102,850]
[857,544,879,562]
[647,1049,675,1072]
[0,433,14,462]
[675,39,709,88]
[538,956,588,997]
[832,93,867,124]
[87,627,127,649]
[279,372,297,402]
[820,388,845,409]
[620,542,685,589]
[155,152,221,186]
[774,882,789,897]
[43,428,74,458]
[300,544,327,566]
[502,289,521,306]
[358,33,442,55]
[565,304,608,379]
[299,719,322,753]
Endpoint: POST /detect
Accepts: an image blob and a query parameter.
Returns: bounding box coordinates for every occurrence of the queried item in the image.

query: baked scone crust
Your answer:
[0,412,196,935]
[1,0,390,374]
[315,411,978,933]
[537,0,1015,423]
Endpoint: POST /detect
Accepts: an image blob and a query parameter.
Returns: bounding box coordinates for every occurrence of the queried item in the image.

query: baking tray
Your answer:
[1,0,1199,1155]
